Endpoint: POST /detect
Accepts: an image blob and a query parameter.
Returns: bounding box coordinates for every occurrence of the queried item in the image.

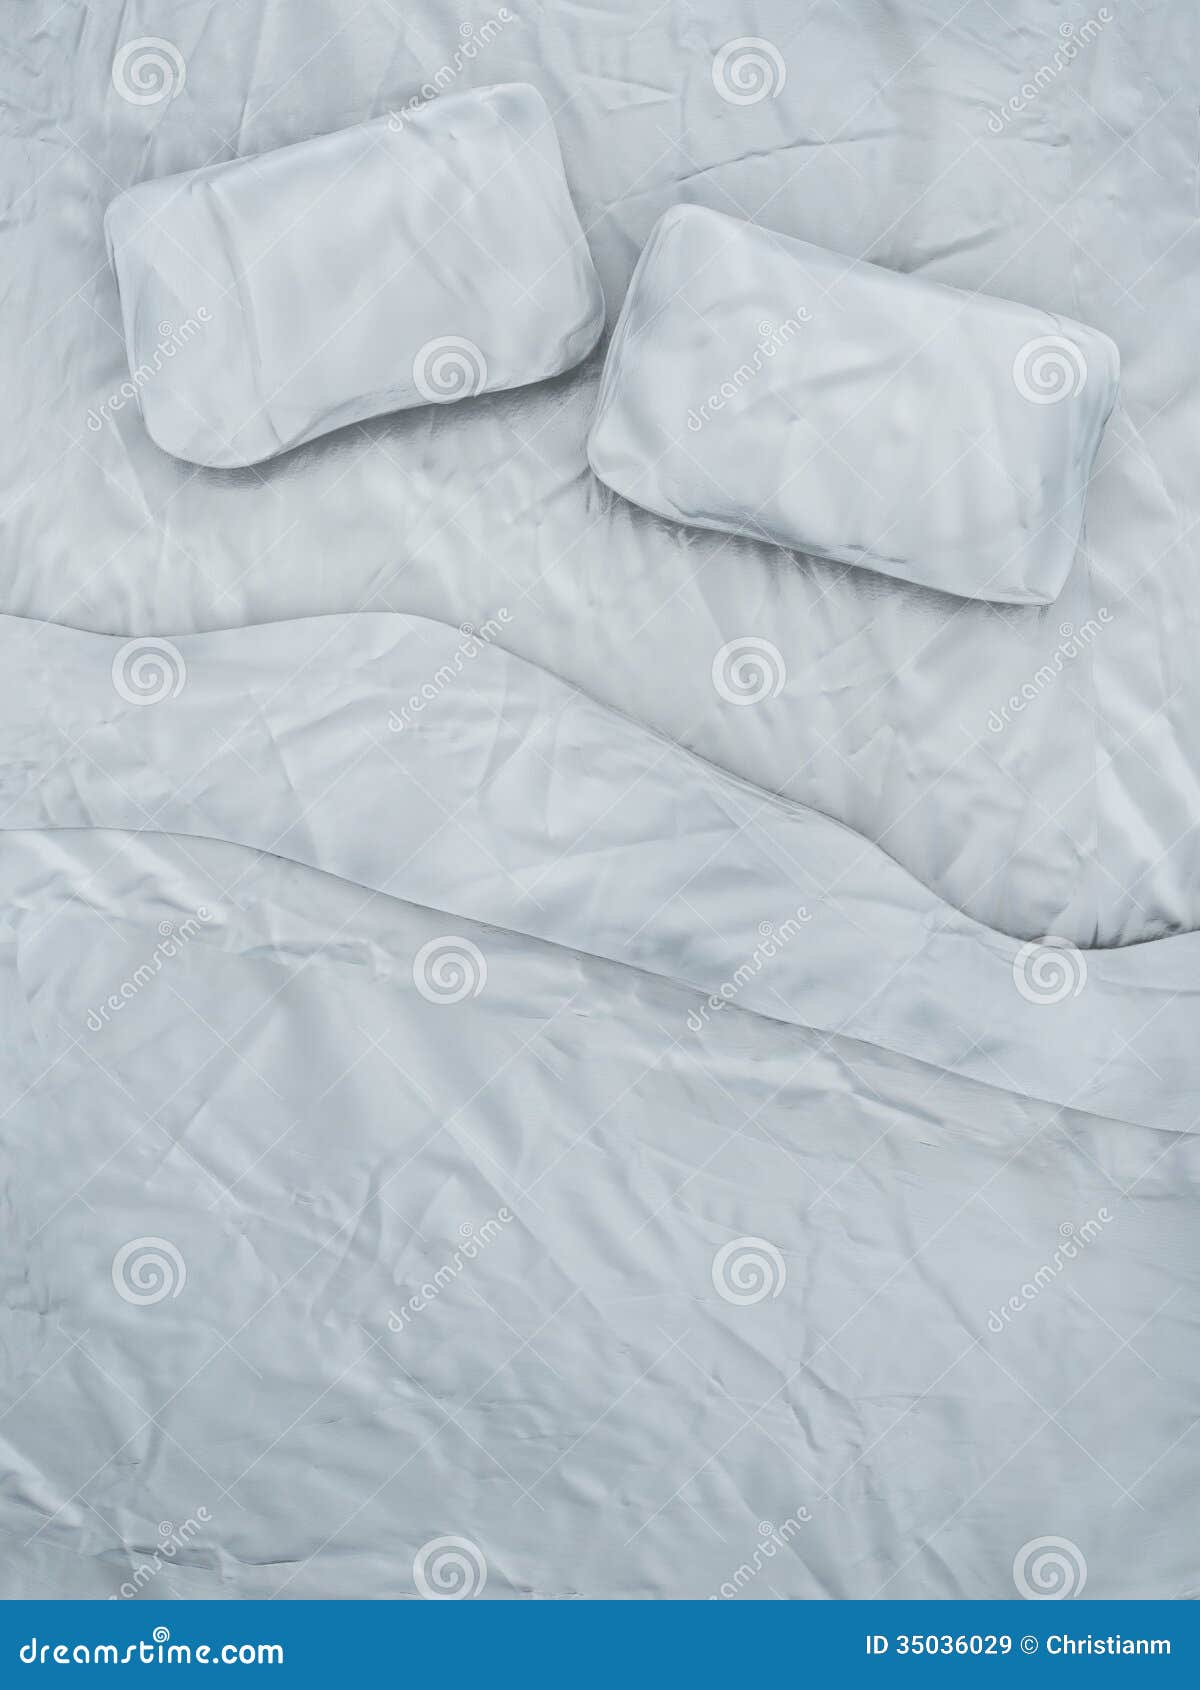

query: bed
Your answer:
[0,0,1196,1600]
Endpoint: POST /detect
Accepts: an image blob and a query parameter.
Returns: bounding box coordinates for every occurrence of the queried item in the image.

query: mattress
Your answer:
[0,0,1197,1602]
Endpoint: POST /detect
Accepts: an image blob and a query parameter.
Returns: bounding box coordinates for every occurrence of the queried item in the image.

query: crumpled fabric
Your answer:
[0,618,1196,1597]
[1,609,1196,1135]
[2,0,1196,943]
[1,0,1198,1606]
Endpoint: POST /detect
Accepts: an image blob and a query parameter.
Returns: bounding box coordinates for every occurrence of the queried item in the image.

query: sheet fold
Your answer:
[0,611,1194,1135]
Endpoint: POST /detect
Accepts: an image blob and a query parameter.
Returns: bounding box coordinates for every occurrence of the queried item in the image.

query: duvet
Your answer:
[1,0,1198,1604]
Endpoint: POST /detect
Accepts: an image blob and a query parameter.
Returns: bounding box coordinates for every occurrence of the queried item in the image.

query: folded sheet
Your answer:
[2,614,1198,1601]
[587,206,1119,604]
[104,84,606,466]
[1,611,1195,1135]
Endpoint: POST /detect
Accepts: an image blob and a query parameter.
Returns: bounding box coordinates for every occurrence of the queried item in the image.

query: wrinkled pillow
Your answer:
[104,84,605,467]
[587,205,1119,604]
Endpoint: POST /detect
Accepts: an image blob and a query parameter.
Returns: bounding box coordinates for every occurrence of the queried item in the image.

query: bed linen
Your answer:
[0,611,1197,1601]
[1,0,1198,1604]
[5,0,1200,946]
[587,204,1118,604]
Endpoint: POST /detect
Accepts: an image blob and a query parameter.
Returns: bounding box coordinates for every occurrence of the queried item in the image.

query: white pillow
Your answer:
[587,205,1119,604]
[104,84,605,467]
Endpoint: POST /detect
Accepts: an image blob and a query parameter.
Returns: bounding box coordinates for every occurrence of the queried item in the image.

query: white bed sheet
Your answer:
[1,0,1198,1604]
